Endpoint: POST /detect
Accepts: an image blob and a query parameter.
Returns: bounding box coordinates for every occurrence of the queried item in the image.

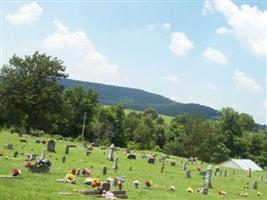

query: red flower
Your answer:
[10,168,21,176]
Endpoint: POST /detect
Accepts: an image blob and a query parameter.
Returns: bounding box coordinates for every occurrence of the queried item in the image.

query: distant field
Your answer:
[0,130,266,200]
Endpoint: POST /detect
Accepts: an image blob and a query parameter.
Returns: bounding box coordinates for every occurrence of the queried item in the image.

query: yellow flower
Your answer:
[65,173,75,181]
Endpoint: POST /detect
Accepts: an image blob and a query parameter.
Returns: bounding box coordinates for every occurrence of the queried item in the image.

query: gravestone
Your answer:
[19,139,27,143]
[107,144,117,161]
[127,154,136,159]
[65,145,70,154]
[47,140,56,152]
[185,170,191,178]
[62,156,66,163]
[219,169,223,176]
[224,170,227,177]
[101,182,111,192]
[147,156,155,164]
[170,161,176,166]
[13,151,18,158]
[113,157,118,171]
[248,168,252,177]
[4,144,13,149]
[102,166,107,175]
[252,181,257,190]
[199,165,213,195]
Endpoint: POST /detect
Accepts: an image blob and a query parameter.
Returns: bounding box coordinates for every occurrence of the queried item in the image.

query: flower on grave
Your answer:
[65,173,76,183]
[70,168,76,175]
[133,180,140,188]
[102,191,115,199]
[24,161,36,168]
[118,176,126,183]
[112,177,119,186]
[186,187,193,193]
[257,192,261,197]
[81,168,91,176]
[10,168,21,176]
[144,180,152,187]
[91,178,101,188]
[170,185,176,192]
[37,159,52,167]
[218,190,227,195]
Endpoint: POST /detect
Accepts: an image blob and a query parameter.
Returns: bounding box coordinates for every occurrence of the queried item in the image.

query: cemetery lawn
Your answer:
[0,130,266,200]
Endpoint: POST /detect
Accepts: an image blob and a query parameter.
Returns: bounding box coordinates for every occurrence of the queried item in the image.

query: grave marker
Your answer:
[252,180,257,190]
[248,168,252,177]
[199,165,213,195]
[113,157,118,171]
[107,144,117,161]
[47,140,56,152]
[102,167,107,175]
[13,151,18,158]
[127,154,136,159]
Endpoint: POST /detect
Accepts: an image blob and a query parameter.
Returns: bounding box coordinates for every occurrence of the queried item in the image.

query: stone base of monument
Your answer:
[198,187,208,195]
[0,175,17,178]
[80,190,127,199]
[28,166,50,173]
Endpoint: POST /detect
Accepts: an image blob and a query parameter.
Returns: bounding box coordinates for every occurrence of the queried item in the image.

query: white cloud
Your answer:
[162,75,180,84]
[6,2,42,26]
[216,26,230,34]
[43,20,127,85]
[202,0,214,15]
[233,70,261,91]
[147,22,171,30]
[203,47,228,64]
[209,0,267,56]
[206,81,217,91]
[169,32,193,56]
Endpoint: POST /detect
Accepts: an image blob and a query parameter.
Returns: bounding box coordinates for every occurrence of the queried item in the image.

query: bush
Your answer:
[127,141,137,150]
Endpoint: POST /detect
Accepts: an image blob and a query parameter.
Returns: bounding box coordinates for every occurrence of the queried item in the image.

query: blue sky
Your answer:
[1,0,266,124]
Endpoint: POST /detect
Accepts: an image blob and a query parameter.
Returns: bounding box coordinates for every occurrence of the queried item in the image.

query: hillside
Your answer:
[0,130,266,200]
[59,79,219,119]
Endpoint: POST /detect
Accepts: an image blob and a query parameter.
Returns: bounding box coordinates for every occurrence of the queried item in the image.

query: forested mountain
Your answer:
[59,79,219,119]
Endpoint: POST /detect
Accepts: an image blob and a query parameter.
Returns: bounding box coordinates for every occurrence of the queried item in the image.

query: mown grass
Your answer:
[0,130,266,200]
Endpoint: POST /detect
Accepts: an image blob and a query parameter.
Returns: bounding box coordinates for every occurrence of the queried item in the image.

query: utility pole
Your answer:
[81,112,87,142]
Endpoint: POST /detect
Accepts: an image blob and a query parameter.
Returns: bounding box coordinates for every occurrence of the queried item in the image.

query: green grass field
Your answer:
[0,130,266,200]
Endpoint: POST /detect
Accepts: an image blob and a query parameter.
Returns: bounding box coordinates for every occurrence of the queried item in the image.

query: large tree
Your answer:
[0,51,67,133]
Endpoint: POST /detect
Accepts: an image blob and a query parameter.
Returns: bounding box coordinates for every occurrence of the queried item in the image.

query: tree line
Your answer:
[0,52,266,167]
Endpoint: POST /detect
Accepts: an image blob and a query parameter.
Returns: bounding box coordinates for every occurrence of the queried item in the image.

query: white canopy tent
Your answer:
[220,159,263,171]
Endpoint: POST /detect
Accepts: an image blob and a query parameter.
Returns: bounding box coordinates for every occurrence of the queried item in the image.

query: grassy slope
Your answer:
[0,130,266,200]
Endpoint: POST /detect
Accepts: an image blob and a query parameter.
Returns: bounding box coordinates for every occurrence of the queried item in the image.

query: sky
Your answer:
[1,0,266,124]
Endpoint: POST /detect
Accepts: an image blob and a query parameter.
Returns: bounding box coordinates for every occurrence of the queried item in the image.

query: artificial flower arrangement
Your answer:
[65,173,76,184]
[81,168,91,176]
[91,178,101,189]
[10,168,21,176]
[218,190,227,195]
[133,180,140,188]
[24,159,52,168]
[102,191,115,200]
[144,180,152,187]
[187,187,194,193]
[169,185,176,192]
